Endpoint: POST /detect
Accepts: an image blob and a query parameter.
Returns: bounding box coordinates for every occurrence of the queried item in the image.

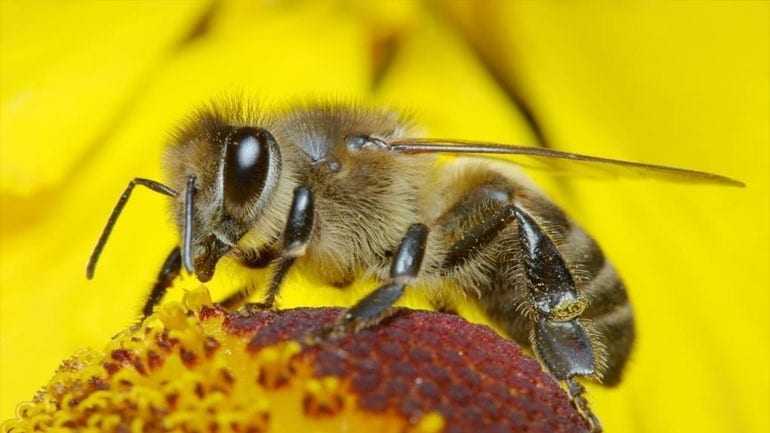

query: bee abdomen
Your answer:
[582,263,629,318]
[590,301,635,385]
[558,225,628,315]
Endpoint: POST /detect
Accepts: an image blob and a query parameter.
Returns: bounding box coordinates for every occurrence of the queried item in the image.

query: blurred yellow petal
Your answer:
[0,1,210,196]
[372,7,537,143]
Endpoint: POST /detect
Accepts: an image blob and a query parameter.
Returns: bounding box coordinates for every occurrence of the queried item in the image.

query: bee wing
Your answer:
[388,138,745,187]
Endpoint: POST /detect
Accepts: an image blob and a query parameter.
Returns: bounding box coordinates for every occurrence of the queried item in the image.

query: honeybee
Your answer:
[86,102,743,432]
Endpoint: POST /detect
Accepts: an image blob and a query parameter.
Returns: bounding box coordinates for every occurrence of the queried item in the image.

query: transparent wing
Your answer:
[388,138,745,187]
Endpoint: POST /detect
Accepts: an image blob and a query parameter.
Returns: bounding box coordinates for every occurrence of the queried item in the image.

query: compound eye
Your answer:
[224,127,274,206]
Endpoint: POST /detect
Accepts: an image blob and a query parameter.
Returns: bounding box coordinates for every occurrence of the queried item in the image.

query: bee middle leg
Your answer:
[330,223,430,334]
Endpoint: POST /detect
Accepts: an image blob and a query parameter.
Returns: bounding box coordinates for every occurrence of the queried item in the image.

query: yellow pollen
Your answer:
[183,286,213,311]
[255,341,302,389]
[157,302,189,331]
[411,411,446,433]
[550,297,588,321]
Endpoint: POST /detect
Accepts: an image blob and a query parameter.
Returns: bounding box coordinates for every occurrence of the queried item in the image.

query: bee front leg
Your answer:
[140,246,181,319]
[220,186,315,310]
[330,223,429,335]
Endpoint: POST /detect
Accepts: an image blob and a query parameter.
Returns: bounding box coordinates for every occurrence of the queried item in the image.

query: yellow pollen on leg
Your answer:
[550,297,588,321]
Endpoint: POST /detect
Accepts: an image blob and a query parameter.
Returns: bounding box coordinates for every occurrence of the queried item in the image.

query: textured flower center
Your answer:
[2,287,588,433]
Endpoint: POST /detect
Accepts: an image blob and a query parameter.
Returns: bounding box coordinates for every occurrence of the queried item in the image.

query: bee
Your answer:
[86,102,743,432]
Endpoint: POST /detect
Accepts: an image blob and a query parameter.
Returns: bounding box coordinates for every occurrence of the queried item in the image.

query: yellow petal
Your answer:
[0,1,210,196]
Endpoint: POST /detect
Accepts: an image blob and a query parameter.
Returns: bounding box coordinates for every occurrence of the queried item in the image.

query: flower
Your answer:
[2,287,588,433]
[1,2,767,433]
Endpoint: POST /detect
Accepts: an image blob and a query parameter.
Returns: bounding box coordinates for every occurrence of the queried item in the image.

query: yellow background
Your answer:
[1,2,767,432]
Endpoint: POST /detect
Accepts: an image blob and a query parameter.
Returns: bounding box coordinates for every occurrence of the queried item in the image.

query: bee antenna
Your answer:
[181,175,197,274]
[86,178,177,279]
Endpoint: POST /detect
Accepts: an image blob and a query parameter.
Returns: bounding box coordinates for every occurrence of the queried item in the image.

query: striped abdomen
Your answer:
[430,163,635,386]
[499,187,635,385]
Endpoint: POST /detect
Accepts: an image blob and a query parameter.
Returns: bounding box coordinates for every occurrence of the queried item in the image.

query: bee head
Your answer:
[166,111,282,282]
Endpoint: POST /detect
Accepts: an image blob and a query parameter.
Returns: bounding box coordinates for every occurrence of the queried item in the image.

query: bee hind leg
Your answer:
[515,206,602,432]
[531,317,602,432]
[566,378,603,433]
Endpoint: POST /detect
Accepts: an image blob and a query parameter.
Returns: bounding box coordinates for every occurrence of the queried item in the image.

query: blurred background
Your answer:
[1,1,767,432]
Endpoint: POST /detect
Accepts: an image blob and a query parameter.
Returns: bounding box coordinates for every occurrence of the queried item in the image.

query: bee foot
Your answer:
[240,301,276,312]
[566,378,603,433]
